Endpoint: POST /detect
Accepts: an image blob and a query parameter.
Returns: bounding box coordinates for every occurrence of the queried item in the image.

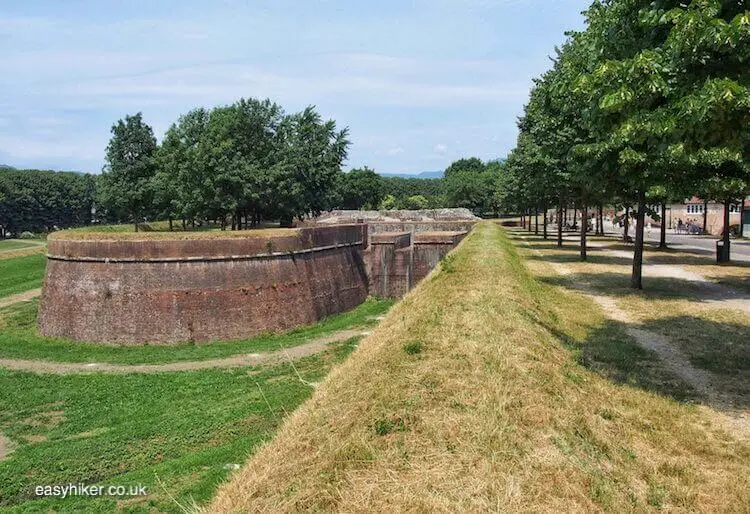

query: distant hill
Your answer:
[0,164,15,170]
[378,171,443,179]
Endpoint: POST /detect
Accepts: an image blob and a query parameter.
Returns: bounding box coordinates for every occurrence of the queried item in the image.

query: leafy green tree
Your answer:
[380,177,445,208]
[0,169,94,235]
[338,167,384,210]
[379,194,397,210]
[98,113,158,231]
[403,194,430,210]
[444,157,497,215]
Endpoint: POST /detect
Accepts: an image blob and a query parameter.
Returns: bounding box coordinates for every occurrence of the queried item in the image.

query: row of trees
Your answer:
[98,100,350,230]
[1,96,501,235]
[97,100,504,230]
[0,168,95,236]
[336,167,446,211]
[498,0,749,288]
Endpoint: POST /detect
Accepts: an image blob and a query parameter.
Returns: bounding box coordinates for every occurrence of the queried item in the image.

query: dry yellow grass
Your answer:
[208,222,749,512]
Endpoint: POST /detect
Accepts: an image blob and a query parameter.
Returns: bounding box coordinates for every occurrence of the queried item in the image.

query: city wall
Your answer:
[38,220,475,344]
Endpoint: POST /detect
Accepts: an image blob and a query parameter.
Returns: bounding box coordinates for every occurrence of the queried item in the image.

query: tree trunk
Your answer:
[557,200,563,248]
[659,202,667,249]
[702,199,708,234]
[740,199,745,238]
[182,219,186,230]
[595,206,600,235]
[631,195,646,289]
[534,207,539,235]
[543,202,548,240]
[564,207,568,227]
[580,204,588,261]
[134,222,139,233]
[721,199,731,262]
[599,204,604,236]
[623,206,630,242]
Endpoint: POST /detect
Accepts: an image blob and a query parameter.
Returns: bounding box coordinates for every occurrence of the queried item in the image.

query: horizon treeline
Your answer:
[0,97,509,235]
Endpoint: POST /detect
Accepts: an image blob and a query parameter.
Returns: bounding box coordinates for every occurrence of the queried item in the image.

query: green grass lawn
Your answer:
[0,298,392,365]
[0,240,40,252]
[0,254,47,298]
[0,339,359,512]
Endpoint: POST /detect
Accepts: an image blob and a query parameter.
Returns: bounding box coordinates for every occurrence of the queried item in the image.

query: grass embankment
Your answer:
[0,339,359,512]
[0,254,46,298]
[210,221,749,512]
[0,299,392,364]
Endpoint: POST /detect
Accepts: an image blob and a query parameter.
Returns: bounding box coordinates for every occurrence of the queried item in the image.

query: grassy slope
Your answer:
[0,299,392,364]
[210,222,750,512]
[0,340,360,513]
[0,240,39,252]
[0,254,46,298]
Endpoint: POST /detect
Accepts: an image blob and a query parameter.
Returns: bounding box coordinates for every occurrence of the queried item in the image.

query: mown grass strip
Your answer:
[0,254,47,298]
[0,240,39,252]
[0,339,359,512]
[0,298,392,365]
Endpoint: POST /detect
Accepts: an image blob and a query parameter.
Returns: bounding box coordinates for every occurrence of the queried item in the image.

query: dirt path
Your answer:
[517,235,749,437]
[0,288,42,309]
[0,329,367,375]
[576,239,750,313]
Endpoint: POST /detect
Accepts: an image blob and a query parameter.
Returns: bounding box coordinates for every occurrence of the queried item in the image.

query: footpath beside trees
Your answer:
[503,0,749,289]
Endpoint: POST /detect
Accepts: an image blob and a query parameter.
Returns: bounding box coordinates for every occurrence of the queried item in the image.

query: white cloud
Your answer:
[433,144,448,155]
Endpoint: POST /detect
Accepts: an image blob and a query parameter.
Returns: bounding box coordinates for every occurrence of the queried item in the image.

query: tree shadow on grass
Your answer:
[541,314,749,411]
[539,272,750,305]
[637,315,750,407]
[539,317,699,404]
[524,253,633,266]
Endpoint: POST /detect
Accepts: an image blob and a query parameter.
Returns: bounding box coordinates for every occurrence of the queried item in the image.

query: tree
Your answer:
[338,167,384,210]
[444,157,497,215]
[403,194,430,210]
[0,168,94,235]
[379,194,397,210]
[98,113,158,231]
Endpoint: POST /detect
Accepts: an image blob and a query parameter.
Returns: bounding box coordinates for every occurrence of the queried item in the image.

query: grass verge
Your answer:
[0,338,359,512]
[0,254,47,298]
[209,222,749,512]
[0,298,392,365]
[0,240,40,252]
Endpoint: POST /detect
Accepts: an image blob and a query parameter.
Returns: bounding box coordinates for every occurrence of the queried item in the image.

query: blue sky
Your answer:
[0,0,590,175]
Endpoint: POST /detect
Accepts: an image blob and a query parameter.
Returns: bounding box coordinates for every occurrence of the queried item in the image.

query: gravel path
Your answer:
[0,329,367,375]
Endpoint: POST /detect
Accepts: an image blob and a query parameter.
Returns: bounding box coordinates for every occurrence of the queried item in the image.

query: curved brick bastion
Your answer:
[38,226,369,345]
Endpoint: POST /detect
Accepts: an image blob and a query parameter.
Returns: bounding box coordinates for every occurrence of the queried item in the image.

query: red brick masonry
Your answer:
[38,223,473,344]
[39,226,369,344]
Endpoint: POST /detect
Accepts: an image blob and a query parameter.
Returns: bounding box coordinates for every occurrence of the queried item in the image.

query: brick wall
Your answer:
[38,226,369,344]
